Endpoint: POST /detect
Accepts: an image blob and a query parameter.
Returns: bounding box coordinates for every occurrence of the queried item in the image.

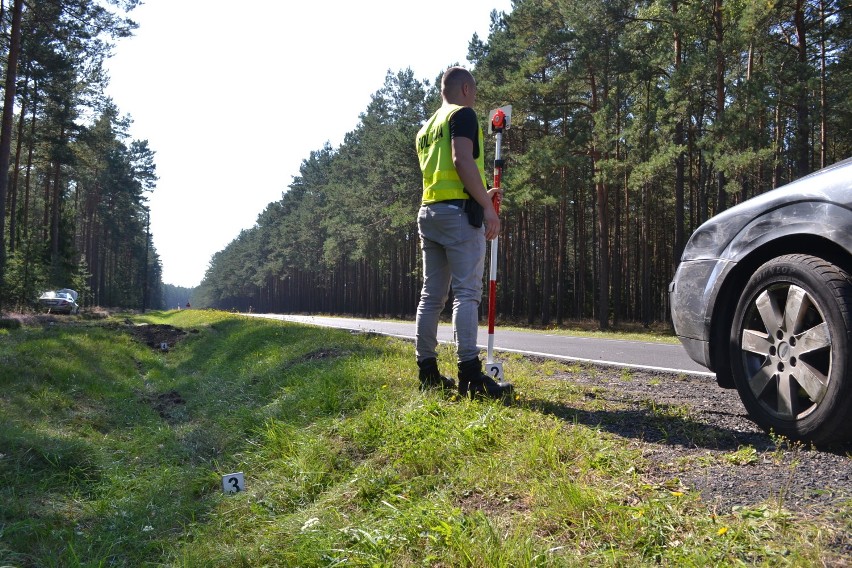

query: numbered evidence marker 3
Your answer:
[222,472,245,494]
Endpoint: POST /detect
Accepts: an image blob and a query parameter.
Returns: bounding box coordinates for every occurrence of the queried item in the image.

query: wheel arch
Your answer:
[709,233,852,388]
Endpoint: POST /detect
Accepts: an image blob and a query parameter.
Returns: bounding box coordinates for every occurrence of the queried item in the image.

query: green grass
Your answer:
[0,310,836,566]
[498,324,680,344]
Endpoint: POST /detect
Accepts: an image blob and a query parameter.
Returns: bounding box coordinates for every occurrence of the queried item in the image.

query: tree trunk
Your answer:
[818,0,827,169]
[595,173,610,330]
[613,166,623,326]
[575,180,586,318]
[589,68,609,329]
[794,0,810,177]
[9,85,25,253]
[512,210,523,318]
[524,211,536,325]
[642,182,651,327]
[673,0,685,265]
[556,167,567,325]
[541,206,551,325]
[714,0,726,212]
[0,0,23,283]
[50,150,63,272]
[22,88,35,243]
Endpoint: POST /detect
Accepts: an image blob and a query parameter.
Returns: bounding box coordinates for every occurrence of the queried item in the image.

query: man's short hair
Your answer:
[441,66,474,97]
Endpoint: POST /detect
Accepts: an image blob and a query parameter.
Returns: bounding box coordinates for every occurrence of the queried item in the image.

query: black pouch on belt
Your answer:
[464,198,483,228]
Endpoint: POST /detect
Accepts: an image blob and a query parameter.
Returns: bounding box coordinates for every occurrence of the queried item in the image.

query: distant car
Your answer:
[669,157,852,445]
[38,289,79,314]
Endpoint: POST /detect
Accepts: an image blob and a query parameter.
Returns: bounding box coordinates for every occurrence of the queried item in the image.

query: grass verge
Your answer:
[0,310,834,566]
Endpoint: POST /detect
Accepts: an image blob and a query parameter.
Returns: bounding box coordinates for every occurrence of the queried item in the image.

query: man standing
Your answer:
[414,67,514,399]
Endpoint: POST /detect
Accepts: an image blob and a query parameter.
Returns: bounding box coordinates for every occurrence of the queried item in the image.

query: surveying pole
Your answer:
[485,105,511,380]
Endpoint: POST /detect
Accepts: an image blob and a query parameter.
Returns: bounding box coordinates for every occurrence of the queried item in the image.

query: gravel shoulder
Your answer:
[534,362,852,554]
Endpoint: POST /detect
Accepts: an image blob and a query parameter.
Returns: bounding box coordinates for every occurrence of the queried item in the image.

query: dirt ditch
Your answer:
[1,312,196,352]
[122,320,193,350]
[5,313,850,552]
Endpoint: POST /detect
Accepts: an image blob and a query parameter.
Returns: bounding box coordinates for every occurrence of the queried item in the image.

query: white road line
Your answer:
[246,314,715,378]
[483,347,717,377]
[325,329,715,378]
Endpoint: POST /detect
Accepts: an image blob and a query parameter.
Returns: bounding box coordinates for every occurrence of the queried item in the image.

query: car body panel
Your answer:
[682,158,852,262]
[727,202,852,260]
[669,258,735,367]
[670,157,852,371]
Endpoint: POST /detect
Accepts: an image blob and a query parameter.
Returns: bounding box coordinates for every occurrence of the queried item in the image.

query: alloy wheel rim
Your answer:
[740,283,832,421]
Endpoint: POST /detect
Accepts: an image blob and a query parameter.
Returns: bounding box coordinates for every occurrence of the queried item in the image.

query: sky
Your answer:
[104,0,514,289]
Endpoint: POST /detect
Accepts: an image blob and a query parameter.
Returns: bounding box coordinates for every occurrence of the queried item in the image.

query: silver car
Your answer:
[38,289,80,314]
[670,157,852,445]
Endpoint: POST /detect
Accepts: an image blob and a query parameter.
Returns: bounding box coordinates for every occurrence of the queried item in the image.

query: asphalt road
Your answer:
[247,314,714,378]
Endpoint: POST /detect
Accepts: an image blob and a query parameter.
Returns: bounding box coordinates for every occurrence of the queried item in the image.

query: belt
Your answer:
[423,198,466,208]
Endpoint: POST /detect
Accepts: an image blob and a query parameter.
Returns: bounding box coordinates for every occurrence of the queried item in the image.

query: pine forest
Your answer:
[2,1,851,328]
[0,0,161,311]
[197,0,852,328]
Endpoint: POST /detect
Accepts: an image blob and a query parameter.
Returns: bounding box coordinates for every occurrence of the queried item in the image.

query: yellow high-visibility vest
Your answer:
[416,104,486,204]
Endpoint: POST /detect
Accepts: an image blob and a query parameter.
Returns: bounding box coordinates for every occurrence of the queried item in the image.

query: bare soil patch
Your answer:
[125,322,188,350]
[0,312,191,353]
[112,319,198,351]
[141,389,188,424]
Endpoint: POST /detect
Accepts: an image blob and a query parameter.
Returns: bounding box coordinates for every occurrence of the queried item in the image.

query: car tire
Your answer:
[729,253,852,445]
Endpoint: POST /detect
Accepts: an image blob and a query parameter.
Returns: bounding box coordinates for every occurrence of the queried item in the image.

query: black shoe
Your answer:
[457,358,514,400]
[418,358,456,390]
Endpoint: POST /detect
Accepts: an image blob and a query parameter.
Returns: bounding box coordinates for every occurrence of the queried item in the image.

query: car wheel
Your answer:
[729,254,852,445]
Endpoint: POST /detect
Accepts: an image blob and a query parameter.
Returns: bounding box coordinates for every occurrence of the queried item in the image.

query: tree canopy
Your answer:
[0,0,162,311]
[197,0,852,328]
[6,1,845,320]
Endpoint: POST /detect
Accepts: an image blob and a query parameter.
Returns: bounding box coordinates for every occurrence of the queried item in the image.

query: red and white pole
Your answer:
[486,108,507,376]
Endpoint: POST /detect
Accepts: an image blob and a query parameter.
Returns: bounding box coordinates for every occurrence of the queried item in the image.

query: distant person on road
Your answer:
[413,66,514,399]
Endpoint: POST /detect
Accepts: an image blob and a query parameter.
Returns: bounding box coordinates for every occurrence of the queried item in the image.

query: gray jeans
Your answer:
[415,202,485,364]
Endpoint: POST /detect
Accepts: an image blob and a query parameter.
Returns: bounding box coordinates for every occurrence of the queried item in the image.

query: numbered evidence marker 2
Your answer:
[222,472,245,494]
[487,361,504,381]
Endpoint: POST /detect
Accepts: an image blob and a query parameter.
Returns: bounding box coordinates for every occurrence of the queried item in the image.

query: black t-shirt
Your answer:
[448,107,480,159]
